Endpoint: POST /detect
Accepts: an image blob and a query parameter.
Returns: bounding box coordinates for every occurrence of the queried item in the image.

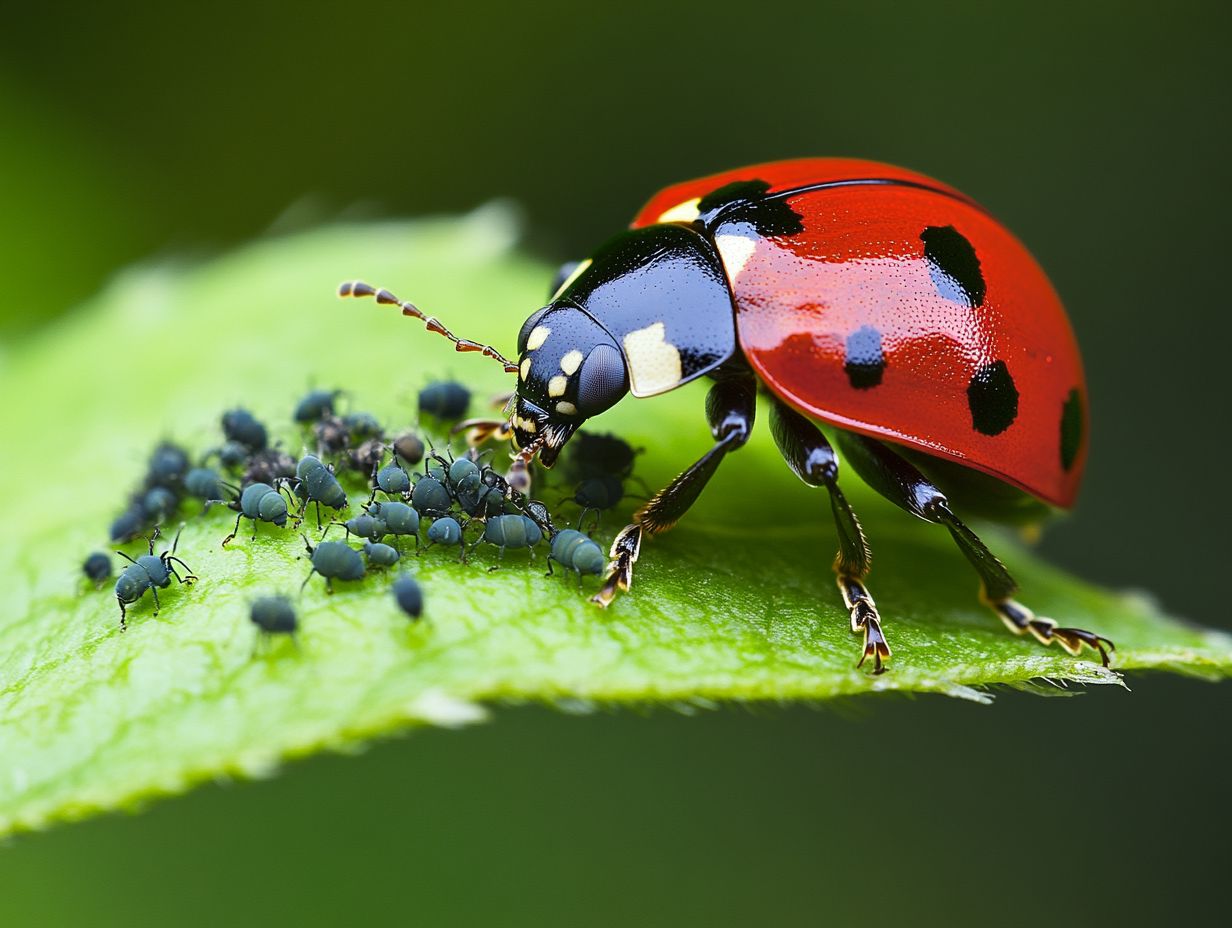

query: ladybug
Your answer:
[340,158,1111,673]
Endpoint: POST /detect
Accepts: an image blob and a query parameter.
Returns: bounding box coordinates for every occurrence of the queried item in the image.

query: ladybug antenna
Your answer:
[338,281,519,375]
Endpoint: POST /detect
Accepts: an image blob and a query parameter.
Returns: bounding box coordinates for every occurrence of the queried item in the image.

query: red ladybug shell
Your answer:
[631,159,1088,509]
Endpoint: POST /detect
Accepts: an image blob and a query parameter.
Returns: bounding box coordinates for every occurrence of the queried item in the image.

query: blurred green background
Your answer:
[1,1,1228,924]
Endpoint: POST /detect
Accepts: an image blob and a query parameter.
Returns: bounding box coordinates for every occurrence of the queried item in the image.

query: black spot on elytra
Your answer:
[843,326,885,389]
[967,360,1018,435]
[922,225,986,307]
[697,179,805,237]
[1060,388,1084,471]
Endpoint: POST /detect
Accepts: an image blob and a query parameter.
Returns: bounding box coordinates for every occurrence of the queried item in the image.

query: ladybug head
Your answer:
[510,301,629,467]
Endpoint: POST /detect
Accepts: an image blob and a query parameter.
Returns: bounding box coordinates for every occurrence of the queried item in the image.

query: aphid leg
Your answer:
[544,556,555,578]
[487,547,506,573]
[315,501,323,530]
[222,511,244,548]
[165,557,197,584]
[768,400,888,673]
[149,585,161,616]
[339,281,520,373]
[833,431,1114,667]
[300,569,314,594]
[117,598,128,631]
[593,373,756,607]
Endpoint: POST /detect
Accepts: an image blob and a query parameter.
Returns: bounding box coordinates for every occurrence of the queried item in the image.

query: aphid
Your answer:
[392,431,426,466]
[300,535,365,592]
[425,516,465,558]
[363,540,401,568]
[145,442,190,490]
[338,158,1114,672]
[326,512,387,543]
[140,486,180,523]
[569,474,625,527]
[221,408,268,452]
[241,448,297,488]
[390,573,424,619]
[294,454,349,527]
[561,431,640,482]
[410,474,453,518]
[546,529,606,586]
[455,470,506,518]
[313,414,351,456]
[110,506,148,543]
[419,380,471,420]
[250,595,298,653]
[368,457,411,502]
[343,411,384,440]
[294,388,342,423]
[347,438,387,476]
[365,501,420,549]
[475,514,542,568]
[114,526,197,628]
[184,466,226,501]
[211,481,297,546]
[82,551,113,587]
[208,440,250,471]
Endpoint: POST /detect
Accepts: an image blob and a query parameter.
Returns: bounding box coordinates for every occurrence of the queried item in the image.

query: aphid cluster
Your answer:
[83,378,639,652]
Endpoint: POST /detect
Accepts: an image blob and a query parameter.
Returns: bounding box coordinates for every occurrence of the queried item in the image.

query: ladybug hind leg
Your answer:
[832,430,1114,667]
[769,400,890,673]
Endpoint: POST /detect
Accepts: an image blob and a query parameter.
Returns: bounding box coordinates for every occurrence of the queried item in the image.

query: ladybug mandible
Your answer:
[341,158,1110,673]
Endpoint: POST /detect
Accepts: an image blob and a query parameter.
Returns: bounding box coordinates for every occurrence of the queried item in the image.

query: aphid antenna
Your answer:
[338,280,519,374]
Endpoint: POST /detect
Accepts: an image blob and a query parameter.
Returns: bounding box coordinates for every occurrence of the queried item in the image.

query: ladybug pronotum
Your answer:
[340,158,1111,673]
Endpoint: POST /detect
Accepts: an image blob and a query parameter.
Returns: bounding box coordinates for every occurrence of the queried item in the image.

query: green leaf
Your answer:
[1,209,1228,837]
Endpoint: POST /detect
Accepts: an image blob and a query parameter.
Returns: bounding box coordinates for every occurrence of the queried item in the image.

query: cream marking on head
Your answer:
[519,358,531,380]
[715,233,758,279]
[550,259,592,300]
[622,322,683,396]
[555,401,577,416]
[656,197,702,224]
[547,375,568,398]
[559,349,584,376]
[526,325,551,351]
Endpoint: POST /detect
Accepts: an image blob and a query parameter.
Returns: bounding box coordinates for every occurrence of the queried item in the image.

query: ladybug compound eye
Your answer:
[517,306,551,355]
[575,344,629,418]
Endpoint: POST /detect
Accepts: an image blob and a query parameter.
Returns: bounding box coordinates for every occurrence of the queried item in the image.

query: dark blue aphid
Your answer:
[418,380,471,420]
[425,516,465,559]
[547,529,606,585]
[110,506,148,543]
[365,501,419,549]
[369,458,411,502]
[391,573,424,619]
[313,415,350,456]
[411,475,453,517]
[221,408,268,452]
[212,440,250,470]
[347,438,387,476]
[251,595,298,634]
[145,442,190,490]
[295,455,348,526]
[343,411,384,440]
[301,535,365,592]
[363,540,401,568]
[561,431,639,482]
[140,486,179,523]
[456,471,505,518]
[184,467,225,501]
[114,526,196,628]
[83,551,113,587]
[477,514,542,568]
[294,388,342,423]
[326,512,386,542]
[571,474,625,525]
[392,432,426,466]
[211,481,296,546]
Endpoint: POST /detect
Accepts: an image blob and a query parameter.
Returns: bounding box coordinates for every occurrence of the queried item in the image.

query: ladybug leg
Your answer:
[832,432,1114,667]
[768,401,889,674]
[591,374,756,607]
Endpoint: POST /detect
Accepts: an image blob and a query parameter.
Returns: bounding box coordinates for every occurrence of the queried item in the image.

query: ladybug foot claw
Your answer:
[591,524,642,609]
[856,616,892,675]
[1038,622,1115,667]
[993,600,1115,667]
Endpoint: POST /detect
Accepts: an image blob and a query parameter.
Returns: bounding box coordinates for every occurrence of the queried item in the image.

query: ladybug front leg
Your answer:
[591,374,756,607]
[769,401,890,673]
[832,431,1114,667]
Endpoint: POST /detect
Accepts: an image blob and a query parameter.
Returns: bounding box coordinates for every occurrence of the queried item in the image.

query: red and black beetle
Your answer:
[341,158,1111,673]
